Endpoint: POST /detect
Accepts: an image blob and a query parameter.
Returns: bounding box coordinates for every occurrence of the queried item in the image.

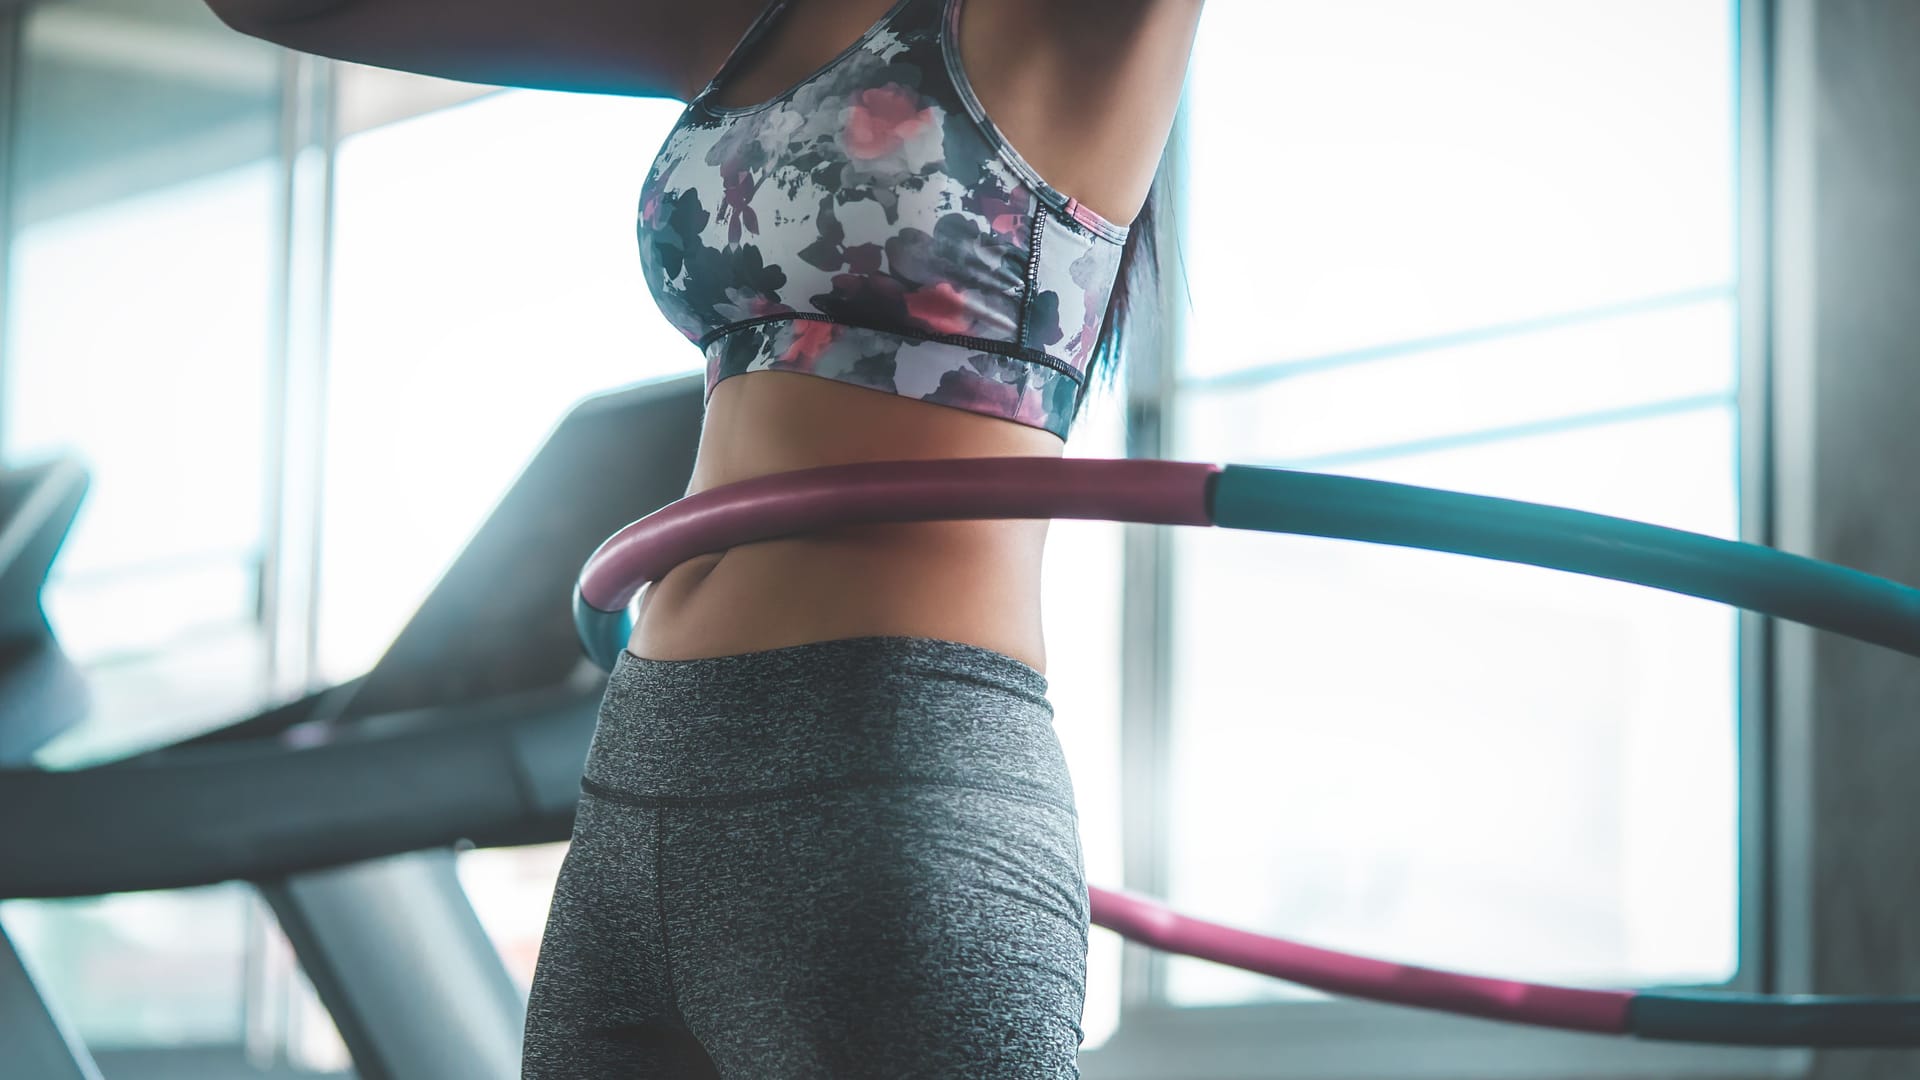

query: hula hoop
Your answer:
[571,456,1920,1047]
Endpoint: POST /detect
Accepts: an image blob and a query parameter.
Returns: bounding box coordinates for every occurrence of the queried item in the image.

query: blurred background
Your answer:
[2,1,1916,1078]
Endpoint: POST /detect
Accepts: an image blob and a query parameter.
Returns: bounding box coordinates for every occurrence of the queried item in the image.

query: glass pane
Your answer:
[1180,0,1736,379]
[1163,406,1740,1005]
[284,961,354,1073]
[3,1,278,569]
[456,843,570,992]
[35,621,269,767]
[41,556,258,663]
[1162,0,1741,1011]
[3,0,279,745]
[316,86,696,681]
[1179,298,1736,467]
[2,885,250,1048]
[3,889,357,1072]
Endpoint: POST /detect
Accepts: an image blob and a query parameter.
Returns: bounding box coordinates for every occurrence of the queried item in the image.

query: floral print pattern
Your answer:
[636,0,1128,440]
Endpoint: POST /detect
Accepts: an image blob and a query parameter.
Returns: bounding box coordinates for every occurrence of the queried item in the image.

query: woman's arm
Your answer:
[963,0,1205,225]
[201,0,764,100]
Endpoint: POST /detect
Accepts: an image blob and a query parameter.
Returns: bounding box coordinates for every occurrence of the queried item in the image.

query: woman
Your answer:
[209,0,1204,1074]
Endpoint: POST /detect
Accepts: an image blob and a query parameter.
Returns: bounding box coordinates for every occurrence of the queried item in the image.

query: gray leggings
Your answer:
[521,636,1088,1078]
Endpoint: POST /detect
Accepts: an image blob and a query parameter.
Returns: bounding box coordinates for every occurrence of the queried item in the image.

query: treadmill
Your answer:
[0,453,97,1079]
[0,373,704,1080]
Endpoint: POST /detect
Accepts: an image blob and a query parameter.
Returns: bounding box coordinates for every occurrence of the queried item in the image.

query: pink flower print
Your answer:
[713,288,794,323]
[846,243,885,274]
[905,282,973,335]
[939,369,1022,415]
[976,187,1031,241]
[720,167,762,246]
[844,84,933,161]
[983,196,1029,240]
[779,320,840,373]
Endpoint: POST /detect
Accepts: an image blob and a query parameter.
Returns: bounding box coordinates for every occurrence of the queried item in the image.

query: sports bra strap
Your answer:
[692,0,797,103]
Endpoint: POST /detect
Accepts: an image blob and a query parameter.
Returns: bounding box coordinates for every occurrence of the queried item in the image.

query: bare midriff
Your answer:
[624,368,1065,676]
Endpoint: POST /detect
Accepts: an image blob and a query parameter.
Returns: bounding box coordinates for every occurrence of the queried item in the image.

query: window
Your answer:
[0,0,279,1056]
[3,1,279,740]
[1142,0,1742,1041]
[314,87,690,683]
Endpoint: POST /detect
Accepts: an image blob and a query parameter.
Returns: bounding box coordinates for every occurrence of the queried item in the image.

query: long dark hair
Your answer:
[1073,173,1166,429]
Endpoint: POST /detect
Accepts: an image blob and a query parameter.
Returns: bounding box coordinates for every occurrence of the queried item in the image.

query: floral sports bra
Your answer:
[636,0,1131,441]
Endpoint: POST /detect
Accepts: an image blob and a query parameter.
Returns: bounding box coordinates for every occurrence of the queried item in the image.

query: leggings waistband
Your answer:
[582,635,1071,811]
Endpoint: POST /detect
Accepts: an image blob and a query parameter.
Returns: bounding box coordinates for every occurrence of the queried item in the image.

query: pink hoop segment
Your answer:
[1090,886,1634,1034]
[577,456,1220,612]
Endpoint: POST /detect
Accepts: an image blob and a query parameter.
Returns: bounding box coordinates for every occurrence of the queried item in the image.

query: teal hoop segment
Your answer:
[1209,465,1920,660]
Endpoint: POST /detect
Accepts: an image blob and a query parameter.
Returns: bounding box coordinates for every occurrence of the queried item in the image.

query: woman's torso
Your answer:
[625,0,1203,677]
[626,369,1062,672]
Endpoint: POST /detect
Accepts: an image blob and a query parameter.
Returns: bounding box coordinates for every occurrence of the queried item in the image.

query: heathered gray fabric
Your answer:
[521,635,1088,1078]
